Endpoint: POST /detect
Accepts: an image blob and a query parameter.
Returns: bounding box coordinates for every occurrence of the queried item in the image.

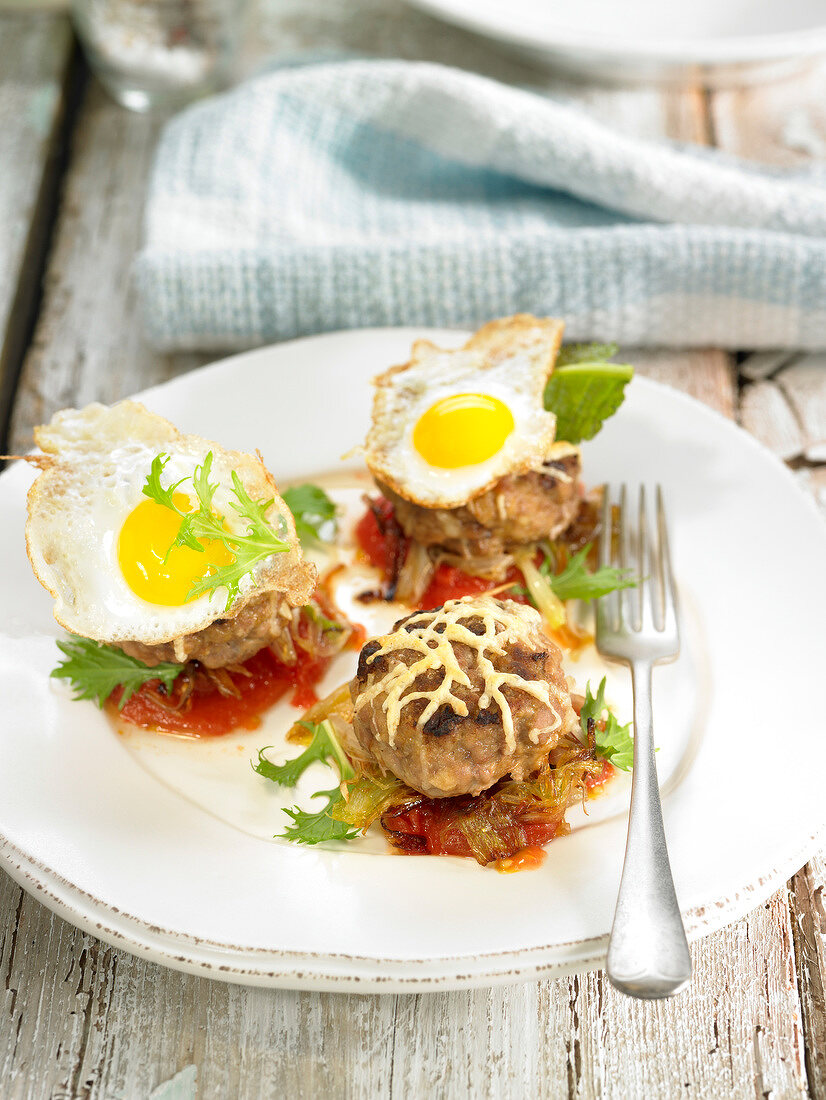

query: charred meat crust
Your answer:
[376,452,581,559]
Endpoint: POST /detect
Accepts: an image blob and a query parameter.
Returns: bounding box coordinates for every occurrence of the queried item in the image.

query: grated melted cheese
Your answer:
[354,596,564,753]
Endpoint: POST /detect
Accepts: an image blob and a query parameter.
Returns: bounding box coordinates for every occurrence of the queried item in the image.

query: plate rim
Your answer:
[2,325,826,991]
[3,825,823,992]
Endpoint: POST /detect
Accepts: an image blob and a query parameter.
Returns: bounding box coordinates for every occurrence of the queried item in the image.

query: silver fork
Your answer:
[595,485,692,999]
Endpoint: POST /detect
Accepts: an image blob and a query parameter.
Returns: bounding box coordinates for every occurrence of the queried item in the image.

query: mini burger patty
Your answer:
[350,597,577,799]
[376,451,581,560]
[117,589,294,668]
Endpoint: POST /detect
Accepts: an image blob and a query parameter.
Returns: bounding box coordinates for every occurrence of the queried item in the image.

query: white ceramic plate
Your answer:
[406,0,826,84]
[1,328,825,992]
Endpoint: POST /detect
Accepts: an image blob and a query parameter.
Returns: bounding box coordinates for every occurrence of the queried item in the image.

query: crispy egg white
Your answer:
[25,401,315,646]
[363,315,564,509]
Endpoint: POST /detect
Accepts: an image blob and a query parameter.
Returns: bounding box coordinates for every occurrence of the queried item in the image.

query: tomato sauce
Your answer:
[494,846,548,873]
[110,646,331,738]
[355,497,525,609]
[381,798,566,860]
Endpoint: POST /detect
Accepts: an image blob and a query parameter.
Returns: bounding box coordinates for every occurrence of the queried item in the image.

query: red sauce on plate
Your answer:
[494,846,548,873]
[110,646,331,738]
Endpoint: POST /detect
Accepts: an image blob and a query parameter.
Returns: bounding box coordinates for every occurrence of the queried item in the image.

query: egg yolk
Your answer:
[412,393,515,469]
[117,493,234,606]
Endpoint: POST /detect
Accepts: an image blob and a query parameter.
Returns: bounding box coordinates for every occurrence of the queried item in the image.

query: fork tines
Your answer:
[597,485,679,656]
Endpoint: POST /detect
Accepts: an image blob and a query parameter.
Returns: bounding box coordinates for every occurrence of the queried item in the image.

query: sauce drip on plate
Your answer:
[109,646,331,737]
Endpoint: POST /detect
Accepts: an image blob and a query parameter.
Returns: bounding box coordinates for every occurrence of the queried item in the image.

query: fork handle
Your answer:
[606,660,692,999]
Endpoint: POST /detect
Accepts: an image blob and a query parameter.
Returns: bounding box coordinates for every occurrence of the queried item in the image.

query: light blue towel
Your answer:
[137,59,826,351]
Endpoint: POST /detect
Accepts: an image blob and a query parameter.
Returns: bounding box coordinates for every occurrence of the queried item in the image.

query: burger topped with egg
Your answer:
[21,400,355,734]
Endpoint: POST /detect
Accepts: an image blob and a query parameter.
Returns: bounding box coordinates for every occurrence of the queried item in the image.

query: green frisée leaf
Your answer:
[282,484,337,547]
[253,720,354,788]
[51,636,183,710]
[545,360,633,443]
[142,451,291,608]
[514,544,636,628]
[143,453,187,513]
[281,789,360,844]
[580,677,634,771]
[254,721,359,845]
[542,545,636,603]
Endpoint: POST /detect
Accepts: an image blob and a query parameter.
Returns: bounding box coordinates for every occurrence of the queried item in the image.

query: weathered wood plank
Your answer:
[1,874,399,1100]
[390,893,808,1100]
[0,871,811,1100]
[739,350,795,382]
[790,849,826,1100]
[0,12,74,449]
[774,356,826,463]
[711,61,826,166]
[630,348,735,418]
[739,378,806,461]
[7,78,206,455]
[711,64,826,1100]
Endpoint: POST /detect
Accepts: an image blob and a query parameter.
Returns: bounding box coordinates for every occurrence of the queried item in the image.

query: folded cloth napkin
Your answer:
[136,59,826,351]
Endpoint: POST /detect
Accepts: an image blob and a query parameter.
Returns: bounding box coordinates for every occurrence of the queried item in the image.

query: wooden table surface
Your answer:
[1,3,826,1097]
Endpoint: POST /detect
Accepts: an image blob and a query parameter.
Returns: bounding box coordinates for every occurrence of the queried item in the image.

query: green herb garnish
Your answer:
[545,349,633,443]
[282,484,337,547]
[142,452,291,609]
[580,677,634,771]
[513,543,636,628]
[51,636,183,710]
[253,720,353,788]
[541,544,636,603]
[253,720,359,845]
[280,792,359,845]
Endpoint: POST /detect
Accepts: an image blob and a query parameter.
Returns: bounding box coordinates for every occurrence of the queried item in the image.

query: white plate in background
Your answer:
[407,0,826,84]
[0,327,824,991]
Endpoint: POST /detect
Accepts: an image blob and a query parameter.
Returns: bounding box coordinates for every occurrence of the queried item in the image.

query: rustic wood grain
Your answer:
[1,2,825,1096]
[791,852,826,1100]
[712,52,826,1100]
[0,12,75,449]
[774,356,826,462]
[710,60,826,166]
[739,378,806,460]
[630,348,735,418]
[739,351,796,382]
[7,78,206,455]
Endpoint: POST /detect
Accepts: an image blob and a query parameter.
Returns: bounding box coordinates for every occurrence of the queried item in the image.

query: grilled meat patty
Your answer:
[377,451,581,561]
[350,599,576,799]
[117,589,294,668]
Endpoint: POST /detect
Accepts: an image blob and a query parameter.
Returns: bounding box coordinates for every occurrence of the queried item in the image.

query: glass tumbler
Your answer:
[72,0,248,112]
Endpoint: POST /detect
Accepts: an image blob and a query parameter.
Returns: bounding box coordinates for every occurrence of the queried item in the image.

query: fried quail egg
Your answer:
[363,315,564,509]
[25,401,315,646]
